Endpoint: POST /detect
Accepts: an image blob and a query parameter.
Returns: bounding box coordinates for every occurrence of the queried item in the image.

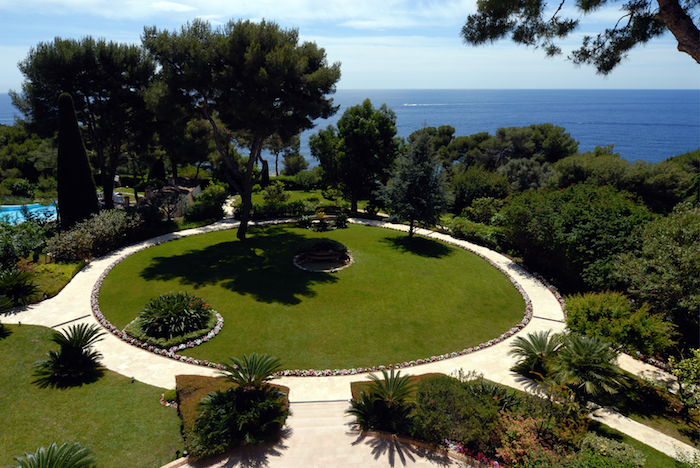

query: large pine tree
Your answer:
[57,93,99,229]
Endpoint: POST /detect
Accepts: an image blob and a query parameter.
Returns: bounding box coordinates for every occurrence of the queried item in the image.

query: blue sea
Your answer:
[2,90,698,165]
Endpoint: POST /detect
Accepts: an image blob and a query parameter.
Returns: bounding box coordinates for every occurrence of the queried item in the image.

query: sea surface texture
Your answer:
[2,90,698,165]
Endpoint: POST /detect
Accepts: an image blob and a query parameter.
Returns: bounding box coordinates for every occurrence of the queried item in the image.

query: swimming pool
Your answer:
[0,203,57,224]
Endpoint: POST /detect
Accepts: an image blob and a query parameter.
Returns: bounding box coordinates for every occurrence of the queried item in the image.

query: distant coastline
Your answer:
[2,90,699,165]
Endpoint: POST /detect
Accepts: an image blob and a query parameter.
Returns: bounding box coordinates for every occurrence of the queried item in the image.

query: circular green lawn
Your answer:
[98,224,525,370]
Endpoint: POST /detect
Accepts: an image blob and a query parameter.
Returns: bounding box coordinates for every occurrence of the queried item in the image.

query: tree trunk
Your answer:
[236,136,265,241]
[409,219,415,238]
[656,0,700,64]
[351,194,358,213]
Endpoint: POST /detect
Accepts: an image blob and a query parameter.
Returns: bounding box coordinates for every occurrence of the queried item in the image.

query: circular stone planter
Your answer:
[293,238,354,272]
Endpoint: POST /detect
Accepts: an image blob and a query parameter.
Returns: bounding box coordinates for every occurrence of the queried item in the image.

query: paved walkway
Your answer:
[3,217,697,467]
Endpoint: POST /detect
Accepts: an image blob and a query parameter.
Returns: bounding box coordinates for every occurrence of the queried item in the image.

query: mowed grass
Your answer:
[98,224,525,370]
[0,324,182,468]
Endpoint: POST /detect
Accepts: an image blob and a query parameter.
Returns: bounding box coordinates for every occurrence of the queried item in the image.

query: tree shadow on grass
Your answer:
[139,225,339,305]
[32,366,104,389]
[0,323,11,340]
[380,235,453,259]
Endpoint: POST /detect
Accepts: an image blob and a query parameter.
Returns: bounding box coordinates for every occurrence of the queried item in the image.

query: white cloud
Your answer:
[151,1,197,13]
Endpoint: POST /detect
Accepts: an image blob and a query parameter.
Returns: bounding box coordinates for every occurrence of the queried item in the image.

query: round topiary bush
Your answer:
[139,291,213,339]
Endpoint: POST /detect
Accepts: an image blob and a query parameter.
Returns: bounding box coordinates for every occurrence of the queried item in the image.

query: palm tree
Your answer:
[9,442,97,468]
[218,353,282,390]
[33,323,106,388]
[508,330,563,380]
[346,369,415,433]
[552,333,627,401]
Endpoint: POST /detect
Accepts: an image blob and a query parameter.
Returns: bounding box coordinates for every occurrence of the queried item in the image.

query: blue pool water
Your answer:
[0,204,57,224]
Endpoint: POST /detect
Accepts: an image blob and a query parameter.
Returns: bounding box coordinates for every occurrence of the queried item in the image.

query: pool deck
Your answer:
[3,216,697,467]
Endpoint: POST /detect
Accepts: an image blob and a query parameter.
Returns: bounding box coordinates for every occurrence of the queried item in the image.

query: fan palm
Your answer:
[33,323,106,388]
[218,353,282,389]
[9,441,96,468]
[367,369,415,407]
[346,369,415,433]
[552,333,627,401]
[508,330,563,380]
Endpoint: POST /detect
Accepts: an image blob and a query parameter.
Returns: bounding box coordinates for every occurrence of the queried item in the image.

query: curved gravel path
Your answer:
[3,217,697,467]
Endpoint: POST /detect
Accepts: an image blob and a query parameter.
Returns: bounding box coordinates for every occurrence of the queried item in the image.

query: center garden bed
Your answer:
[96,223,526,371]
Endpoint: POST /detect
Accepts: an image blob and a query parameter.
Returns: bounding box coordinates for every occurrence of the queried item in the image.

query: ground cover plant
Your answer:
[0,324,182,468]
[97,223,525,370]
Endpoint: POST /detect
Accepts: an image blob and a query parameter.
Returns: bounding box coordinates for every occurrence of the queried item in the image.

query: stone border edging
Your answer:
[89,218,553,376]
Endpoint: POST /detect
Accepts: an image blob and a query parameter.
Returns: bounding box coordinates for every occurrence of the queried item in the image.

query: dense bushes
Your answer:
[45,210,142,261]
[184,182,228,222]
[565,291,676,357]
[0,220,47,267]
[499,183,653,292]
[446,218,502,250]
[0,268,39,306]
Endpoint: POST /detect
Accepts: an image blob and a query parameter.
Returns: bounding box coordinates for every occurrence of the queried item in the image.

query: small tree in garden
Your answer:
[33,323,105,388]
[508,330,563,381]
[56,93,99,229]
[218,353,283,390]
[378,135,450,238]
[346,369,415,433]
[8,441,97,468]
[190,352,289,459]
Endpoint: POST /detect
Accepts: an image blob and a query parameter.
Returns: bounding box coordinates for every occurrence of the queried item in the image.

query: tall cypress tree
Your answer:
[57,92,99,229]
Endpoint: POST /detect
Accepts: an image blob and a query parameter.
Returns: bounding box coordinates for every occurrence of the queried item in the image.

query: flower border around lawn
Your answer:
[90,218,564,376]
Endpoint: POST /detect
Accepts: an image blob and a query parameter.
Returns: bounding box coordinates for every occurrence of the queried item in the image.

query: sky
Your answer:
[0,0,698,92]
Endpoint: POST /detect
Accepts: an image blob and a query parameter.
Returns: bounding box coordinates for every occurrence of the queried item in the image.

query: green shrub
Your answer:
[411,374,501,453]
[294,170,319,191]
[0,221,47,268]
[138,291,213,340]
[0,268,39,306]
[45,210,142,261]
[579,433,646,467]
[460,197,505,224]
[125,312,218,348]
[333,212,349,229]
[261,181,290,203]
[184,182,229,222]
[447,218,503,250]
[163,389,177,402]
[565,291,676,356]
[190,385,290,460]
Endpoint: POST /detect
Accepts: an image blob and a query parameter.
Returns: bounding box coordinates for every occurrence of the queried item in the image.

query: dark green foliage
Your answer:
[45,210,142,261]
[32,323,105,388]
[509,330,563,381]
[261,181,291,204]
[552,334,627,402]
[13,37,155,210]
[498,157,555,190]
[293,170,319,191]
[281,152,309,176]
[378,134,450,237]
[148,158,166,182]
[0,221,46,268]
[0,124,57,184]
[57,93,99,229]
[250,200,316,220]
[143,19,341,240]
[218,353,283,389]
[411,374,501,453]
[461,0,680,74]
[191,385,290,460]
[346,369,415,434]
[8,441,97,468]
[611,202,700,346]
[138,291,213,340]
[0,268,39,306]
[125,312,218,349]
[310,99,401,212]
[333,212,348,229]
[553,149,695,213]
[446,218,503,249]
[565,291,676,357]
[184,182,228,222]
[499,183,653,291]
[450,165,509,214]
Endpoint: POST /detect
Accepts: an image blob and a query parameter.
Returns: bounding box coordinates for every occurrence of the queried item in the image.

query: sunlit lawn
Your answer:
[0,324,182,468]
[98,223,525,370]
